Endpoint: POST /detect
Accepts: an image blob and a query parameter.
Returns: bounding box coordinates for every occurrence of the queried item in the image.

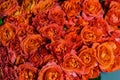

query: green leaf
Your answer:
[0,18,3,25]
[89,74,101,80]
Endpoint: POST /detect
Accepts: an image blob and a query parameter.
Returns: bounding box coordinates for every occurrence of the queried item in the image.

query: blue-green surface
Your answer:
[101,70,120,80]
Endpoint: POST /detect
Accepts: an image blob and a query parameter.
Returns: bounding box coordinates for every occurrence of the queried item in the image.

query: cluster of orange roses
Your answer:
[0,0,120,80]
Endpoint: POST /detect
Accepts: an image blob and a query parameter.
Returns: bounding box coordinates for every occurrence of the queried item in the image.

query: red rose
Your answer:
[18,63,38,80]
[0,22,16,46]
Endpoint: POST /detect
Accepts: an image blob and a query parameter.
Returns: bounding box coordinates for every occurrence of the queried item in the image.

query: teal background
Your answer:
[101,70,120,80]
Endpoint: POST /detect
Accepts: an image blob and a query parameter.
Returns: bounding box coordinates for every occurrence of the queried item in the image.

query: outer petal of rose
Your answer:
[96,42,115,71]
[0,22,16,46]
[85,67,100,79]
[63,71,77,80]
[110,30,120,44]
[82,0,104,17]
[104,55,120,72]
[77,16,89,27]
[38,62,63,80]
[62,53,85,74]
[17,63,37,80]
[42,54,58,65]
[78,48,97,74]
[112,56,120,71]
[64,71,82,80]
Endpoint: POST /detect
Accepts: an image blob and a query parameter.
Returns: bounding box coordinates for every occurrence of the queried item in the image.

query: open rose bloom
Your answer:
[0,0,120,80]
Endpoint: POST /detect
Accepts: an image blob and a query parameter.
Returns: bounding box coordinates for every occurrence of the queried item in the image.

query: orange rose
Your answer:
[48,6,66,26]
[65,26,81,43]
[96,42,115,71]
[98,41,120,72]
[38,62,63,80]
[82,0,104,17]
[9,36,21,53]
[61,0,81,17]
[0,0,18,15]
[32,11,49,29]
[16,24,35,41]
[0,22,16,46]
[81,26,102,45]
[21,34,43,54]
[28,53,43,67]
[105,1,120,26]
[49,39,72,62]
[39,24,63,41]
[62,53,84,74]
[78,48,97,73]
[18,63,37,80]
[32,0,56,14]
